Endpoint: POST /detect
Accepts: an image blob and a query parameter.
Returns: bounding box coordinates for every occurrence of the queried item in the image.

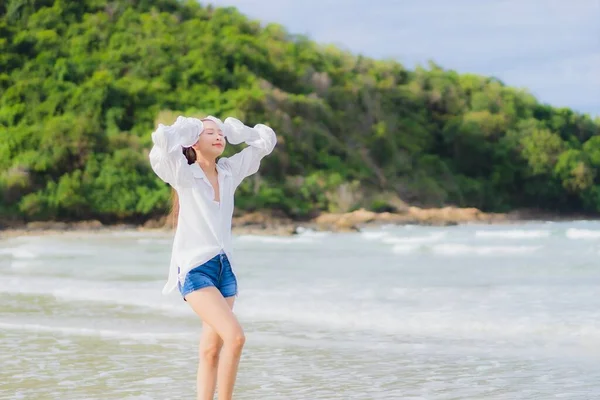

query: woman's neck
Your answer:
[195,154,217,175]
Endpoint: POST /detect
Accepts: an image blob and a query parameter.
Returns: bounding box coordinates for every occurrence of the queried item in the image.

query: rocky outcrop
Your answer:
[141,216,169,230]
[405,206,506,225]
[232,211,297,236]
[311,206,506,232]
[0,206,509,238]
[0,219,141,238]
[24,220,105,231]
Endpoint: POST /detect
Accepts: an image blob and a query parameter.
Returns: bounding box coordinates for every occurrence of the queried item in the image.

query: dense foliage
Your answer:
[1,0,599,223]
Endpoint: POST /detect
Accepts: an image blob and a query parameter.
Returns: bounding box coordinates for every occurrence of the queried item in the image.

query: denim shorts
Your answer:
[178,253,238,301]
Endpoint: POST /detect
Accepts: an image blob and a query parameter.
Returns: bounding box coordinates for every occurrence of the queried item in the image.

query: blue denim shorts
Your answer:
[178,253,238,301]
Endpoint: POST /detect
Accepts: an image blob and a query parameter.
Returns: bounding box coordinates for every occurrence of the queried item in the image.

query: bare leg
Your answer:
[216,296,239,400]
[196,297,235,400]
[186,288,244,400]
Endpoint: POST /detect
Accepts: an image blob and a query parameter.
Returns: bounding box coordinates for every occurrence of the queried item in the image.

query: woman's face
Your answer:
[192,120,226,158]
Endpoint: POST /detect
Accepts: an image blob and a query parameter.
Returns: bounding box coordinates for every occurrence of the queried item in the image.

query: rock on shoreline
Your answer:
[0,206,511,238]
[311,206,507,232]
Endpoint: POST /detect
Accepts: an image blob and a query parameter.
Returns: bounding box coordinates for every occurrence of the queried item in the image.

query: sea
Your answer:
[1,221,600,399]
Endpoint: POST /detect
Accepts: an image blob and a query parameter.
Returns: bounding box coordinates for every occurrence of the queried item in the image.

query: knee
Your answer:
[226,331,246,353]
[199,341,222,365]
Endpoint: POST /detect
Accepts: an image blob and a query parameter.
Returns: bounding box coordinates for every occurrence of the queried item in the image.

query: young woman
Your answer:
[149,115,277,400]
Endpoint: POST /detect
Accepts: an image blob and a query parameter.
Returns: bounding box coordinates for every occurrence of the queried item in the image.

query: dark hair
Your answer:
[182,146,196,165]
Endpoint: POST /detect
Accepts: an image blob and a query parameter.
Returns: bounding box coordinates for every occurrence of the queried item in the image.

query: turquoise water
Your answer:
[1,221,600,399]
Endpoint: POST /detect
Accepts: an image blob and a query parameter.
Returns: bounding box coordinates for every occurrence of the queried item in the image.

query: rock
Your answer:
[71,220,104,230]
[111,223,137,230]
[348,208,378,223]
[313,213,341,226]
[24,220,104,231]
[313,208,377,232]
[312,206,507,231]
[142,216,169,230]
[233,210,293,227]
[375,212,412,224]
[26,221,69,231]
[1,205,510,239]
[406,206,506,225]
[233,224,297,236]
[232,210,297,236]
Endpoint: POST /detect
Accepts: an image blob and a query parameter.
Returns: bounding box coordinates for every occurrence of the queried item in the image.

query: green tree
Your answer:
[1,0,599,224]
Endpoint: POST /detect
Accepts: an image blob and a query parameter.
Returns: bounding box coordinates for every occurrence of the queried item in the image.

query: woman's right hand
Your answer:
[223,117,259,145]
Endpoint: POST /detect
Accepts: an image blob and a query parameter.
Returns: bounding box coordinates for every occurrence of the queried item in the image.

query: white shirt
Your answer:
[148,117,277,294]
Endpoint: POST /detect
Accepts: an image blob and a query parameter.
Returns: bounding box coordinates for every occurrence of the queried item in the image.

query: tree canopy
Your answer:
[1,0,599,223]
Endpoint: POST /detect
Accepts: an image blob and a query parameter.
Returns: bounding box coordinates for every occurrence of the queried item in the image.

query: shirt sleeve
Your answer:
[148,117,203,189]
[220,118,277,189]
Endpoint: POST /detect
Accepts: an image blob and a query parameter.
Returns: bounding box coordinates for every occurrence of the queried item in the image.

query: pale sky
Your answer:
[206,0,600,117]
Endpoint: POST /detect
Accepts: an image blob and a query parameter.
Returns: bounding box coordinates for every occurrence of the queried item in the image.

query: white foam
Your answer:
[236,298,600,345]
[237,235,314,244]
[9,260,40,269]
[475,230,550,239]
[0,248,38,259]
[0,321,192,343]
[566,228,600,240]
[431,244,541,256]
[137,238,172,245]
[391,244,421,254]
[361,231,390,240]
[0,276,186,316]
[296,228,330,238]
[0,243,95,259]
[382,232,446,245]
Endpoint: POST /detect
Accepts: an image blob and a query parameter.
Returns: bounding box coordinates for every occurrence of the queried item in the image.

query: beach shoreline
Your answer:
[1,206,595,239]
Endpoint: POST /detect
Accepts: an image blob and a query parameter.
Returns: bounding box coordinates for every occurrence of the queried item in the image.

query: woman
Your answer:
[149,115,277,400]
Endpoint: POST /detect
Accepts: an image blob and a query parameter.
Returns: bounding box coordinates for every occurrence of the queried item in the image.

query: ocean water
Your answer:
[1,221,600,399]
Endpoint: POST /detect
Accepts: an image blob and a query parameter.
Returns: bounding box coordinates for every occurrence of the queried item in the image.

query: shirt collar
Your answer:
[189,162,231,181]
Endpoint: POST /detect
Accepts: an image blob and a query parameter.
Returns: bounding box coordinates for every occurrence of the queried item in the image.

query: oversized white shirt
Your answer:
[148,116,277,294]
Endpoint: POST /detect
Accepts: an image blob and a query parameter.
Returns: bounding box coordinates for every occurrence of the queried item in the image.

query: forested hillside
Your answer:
[1,0,599,224]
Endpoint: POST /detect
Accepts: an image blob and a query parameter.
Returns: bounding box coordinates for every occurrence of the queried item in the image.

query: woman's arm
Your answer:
[220,117,277,188]
[148,116,203,189]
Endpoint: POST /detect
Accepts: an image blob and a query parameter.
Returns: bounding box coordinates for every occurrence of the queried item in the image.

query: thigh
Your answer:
[224,295,235,310]
[186,287,242,342]
[200,295,236,345]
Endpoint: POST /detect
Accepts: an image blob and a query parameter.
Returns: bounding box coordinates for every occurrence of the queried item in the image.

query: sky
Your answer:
[206,0,600,117]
